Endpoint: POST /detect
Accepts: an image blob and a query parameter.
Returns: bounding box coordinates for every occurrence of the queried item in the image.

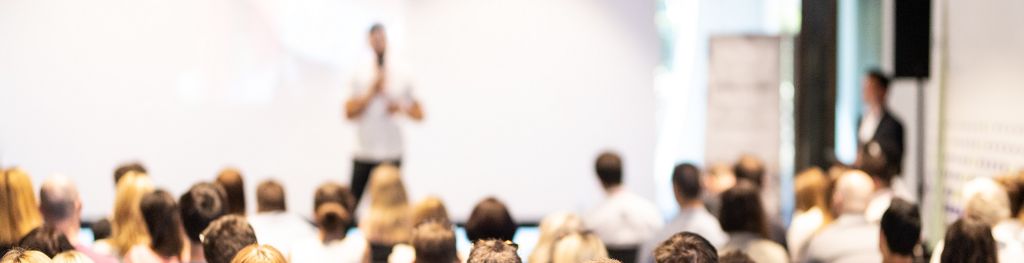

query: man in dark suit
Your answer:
[857,70,904,177]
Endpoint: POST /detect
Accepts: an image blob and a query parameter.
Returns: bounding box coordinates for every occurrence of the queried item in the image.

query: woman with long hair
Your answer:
[0,167,44,255]
[105,172,155,257]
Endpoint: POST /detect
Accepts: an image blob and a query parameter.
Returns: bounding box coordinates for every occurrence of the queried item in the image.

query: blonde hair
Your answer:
[411,196,450,226]
[552,232,609,263]
[0,248,52,263]
[963,177,1011,226]
[110,172,154,255]
[362,164,411,244]
[230,245,287,263]
[51,251,94,263]
[0,167,43,247]
[529,212,583,263]
[794,167,828,212]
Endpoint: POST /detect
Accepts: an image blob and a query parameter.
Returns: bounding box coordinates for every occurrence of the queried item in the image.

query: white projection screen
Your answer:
[0,0,659,222]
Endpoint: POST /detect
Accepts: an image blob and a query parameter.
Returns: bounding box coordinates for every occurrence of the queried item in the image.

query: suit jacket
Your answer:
[858,109,905,175]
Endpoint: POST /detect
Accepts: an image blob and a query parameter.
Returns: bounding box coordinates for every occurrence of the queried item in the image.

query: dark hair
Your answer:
[315,182,356,216]
[734,155,765,188]
[595,152,623,188]
[180,182,228,242]
[140,189,185,258]
[867,69,891,92]
[467,239,522,263]
[202,215,258,263]
[465,197,517,242]
[215,168,246,215]
[114,162,147,185]
[17,226,74,257]
[654,232,718,263]
[671,163,702,200]
[881,198,920,256]
[369,23,385,34]
[91,218,112,241]
[256,180,286,212]
[940,218,997,263]
[718,181,769,238]
[719,251,755,263]
[413,222,458,263]
[316,203,352,241]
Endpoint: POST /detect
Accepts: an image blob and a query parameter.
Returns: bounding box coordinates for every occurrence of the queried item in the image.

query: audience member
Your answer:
[1,248,52,263]
[552,232,610,263]
[291,183,367,263]
[940,218,996,263]
[360,165,412,262]
[701,163,736,216]
[529,212,584,263]
[732,155,787,249]
[17,227,74,257]
[248,179,316,257]
[585,151,663,263]
[944,177,1023,262]
[38,175,116,263]
[390,196,452,263]
[113,162,148,185]
[90,220,111,244]
[125,190,185,263]
[786,167,831,259]
[638,164,726,263]
[106,171,155,257]
[88,220,112,257]
[718,181,788,263]
[879,198,920,263]
[802,170,881,263]
[201,215,258,263]
[229,245,286,263]
[653,232,717,263]
[215,168,246,216]
[467,239,521,263]
[410,196,451,226]
[313,182,357,217]
[1,168,44,256]
[179,182,228,263]
[410,222,459,263]
[52,251,96,263]
[860,142,914,224]
[466,197,518,243]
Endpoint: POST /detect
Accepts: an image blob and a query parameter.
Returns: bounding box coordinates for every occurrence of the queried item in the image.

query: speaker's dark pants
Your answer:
[351,159,402,207]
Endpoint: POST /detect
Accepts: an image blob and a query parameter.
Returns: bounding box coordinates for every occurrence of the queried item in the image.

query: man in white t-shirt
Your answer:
[344,23,424,206]
[584,151,663,263]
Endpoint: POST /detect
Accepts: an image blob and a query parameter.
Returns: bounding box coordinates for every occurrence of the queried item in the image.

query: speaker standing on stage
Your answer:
[345,23,424,207]
[857,70,904,176]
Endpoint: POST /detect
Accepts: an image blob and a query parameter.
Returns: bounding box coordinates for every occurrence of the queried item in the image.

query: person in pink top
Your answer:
[125,190,187,263]
[38,176,119,263]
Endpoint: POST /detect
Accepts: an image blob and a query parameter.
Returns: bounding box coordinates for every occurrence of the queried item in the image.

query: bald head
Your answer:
[834,170,874,214]
[39,175,81,225]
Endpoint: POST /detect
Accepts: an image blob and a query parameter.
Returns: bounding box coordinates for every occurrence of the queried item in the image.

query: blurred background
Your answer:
[2,0,1023,250]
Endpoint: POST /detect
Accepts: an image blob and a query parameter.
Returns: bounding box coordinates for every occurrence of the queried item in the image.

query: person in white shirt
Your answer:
[786,168,831,262]
[247,180,317,257]
[584,151,663,263]
[802,170,882,263]
[345,23,424,208]
[637,163,728,263]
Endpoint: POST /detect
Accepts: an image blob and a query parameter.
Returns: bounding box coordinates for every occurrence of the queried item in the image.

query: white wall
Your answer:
[0,0,659,222]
